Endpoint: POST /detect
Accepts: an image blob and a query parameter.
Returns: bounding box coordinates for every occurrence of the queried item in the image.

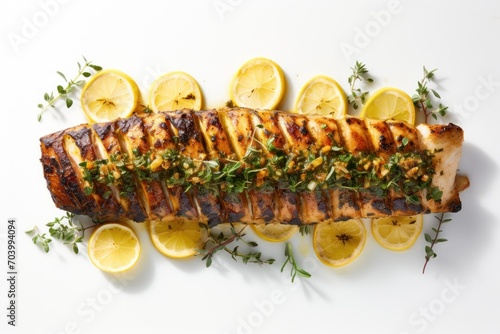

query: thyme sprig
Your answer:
[412,67,448,123]
[422,213,451,273]
[281,242,311,282]
[200,224,275,268]
[26,212,96,254]
[37,56,102,121]
[347,61,374,110]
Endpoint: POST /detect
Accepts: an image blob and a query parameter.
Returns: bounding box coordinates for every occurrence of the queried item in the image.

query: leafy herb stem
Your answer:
[422,213,451,273]
[347,61,374,110]
[412,66,448,123]
[200,224,275,268]
[37,56,102,121]
[281,242,311,282]
[25,226,52,253]
[26,212,96,254]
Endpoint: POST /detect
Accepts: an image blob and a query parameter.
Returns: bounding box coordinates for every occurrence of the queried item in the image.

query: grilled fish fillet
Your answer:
[40,108,469,225]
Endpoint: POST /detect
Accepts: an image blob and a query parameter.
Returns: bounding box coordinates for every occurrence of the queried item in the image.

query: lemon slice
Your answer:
[149,220,207,259]
[371,215,423,251]
[81,69,139,123]
[88,223,141,273]
[313,219,366,267]
[229,57,285,110]
[294,75,347,118]
[251,223,299,242]
[361,87,415,124]
[148,71,202,112]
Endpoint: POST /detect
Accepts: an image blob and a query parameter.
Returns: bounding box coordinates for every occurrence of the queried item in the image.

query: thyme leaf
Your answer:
[299,225,312,236]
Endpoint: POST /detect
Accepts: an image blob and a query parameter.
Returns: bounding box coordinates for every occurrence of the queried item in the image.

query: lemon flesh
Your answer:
[230,57,285,110]
[88,223,141,273]
[81,69,139,123]
[361,87,415,124]
[148,71,202,112]
[251,223,299,242]
[313,219,366,267]
[371,215,423,251]
[295,75,347,118]
[149,220,207,259]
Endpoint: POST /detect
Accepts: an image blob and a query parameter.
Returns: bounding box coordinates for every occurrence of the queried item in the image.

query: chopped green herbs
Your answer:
[77,138,440,205]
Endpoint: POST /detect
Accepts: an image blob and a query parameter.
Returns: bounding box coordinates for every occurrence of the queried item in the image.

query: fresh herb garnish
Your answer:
[281,242,311,282]
[422,213,451,273]
[26,212,96,254]
[412,67,449,122]
[78,139,438,210]
[299,225,312,236]
[37,56,102,121]
[200,224,275,268]
[142,105,154,114]
[25,226,52,253]
[34,60,460,276]
[347,61,374,110]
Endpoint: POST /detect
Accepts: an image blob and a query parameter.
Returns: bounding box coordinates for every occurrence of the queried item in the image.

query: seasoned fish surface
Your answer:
[40,108,469,225]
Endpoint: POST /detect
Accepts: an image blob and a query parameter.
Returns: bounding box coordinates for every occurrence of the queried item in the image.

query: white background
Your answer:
[1,0,499,333]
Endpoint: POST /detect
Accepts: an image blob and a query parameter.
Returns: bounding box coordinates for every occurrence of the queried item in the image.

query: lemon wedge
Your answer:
[148,71,202,112]
[251,223,299,242]
[361,87,415,124]
[229,57,285,110]
[88,223,141,273]
[295,75,347,118]
[81,69,139,123]
[313,219,366,267]
[149,220,207,259]
[371,215,423,251]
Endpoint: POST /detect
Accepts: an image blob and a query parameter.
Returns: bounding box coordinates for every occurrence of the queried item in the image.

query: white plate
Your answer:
[2,1,499,333]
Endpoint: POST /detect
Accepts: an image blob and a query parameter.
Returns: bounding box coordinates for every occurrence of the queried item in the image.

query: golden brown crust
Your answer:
[92,120,147,222]
[65,125,124,220]
[40,109,468,224]
[40,130,84,214]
